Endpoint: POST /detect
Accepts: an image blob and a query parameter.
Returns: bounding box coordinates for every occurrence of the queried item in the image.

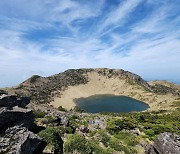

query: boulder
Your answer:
[79,125,89,133]
[153,132,180,154]
[145,132,180,154]
[129,128,141,135]
[60,116,69,126]
[0,94,30,108]
[0,125,46,154]
[91,117,106,129]
[0,106,34,131]
[52,116,61,126]
[0,93,46,153]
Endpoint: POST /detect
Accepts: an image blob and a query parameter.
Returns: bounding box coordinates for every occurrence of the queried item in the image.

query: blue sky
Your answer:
[0,0,180,87]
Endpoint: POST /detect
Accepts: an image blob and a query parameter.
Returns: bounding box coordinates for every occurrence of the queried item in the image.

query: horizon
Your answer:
[0,0,180,88]
[1,67,180,88]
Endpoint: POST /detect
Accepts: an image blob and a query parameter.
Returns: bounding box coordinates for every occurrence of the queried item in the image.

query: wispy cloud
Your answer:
[0,0,180,87]
[97,0,142,35]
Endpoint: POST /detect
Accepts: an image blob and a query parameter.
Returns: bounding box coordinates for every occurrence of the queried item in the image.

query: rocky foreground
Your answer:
[0,91,180,153]
[0,91,46,153]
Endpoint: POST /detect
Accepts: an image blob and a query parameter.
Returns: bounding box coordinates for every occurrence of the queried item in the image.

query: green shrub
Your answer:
[38,127,63,153]
[57,106,67,112]
[33,110,47,118]
[114,131,138,147]
[109,137,130,153]
[45,115,55,124]
[89,140,116,154]
[109,137,121,151]
[65,126,74,134]
[73,106,85,113]
[64,134,92,154]
[98,130,110,147]
[107,118,136,133]
[89,139,105,154]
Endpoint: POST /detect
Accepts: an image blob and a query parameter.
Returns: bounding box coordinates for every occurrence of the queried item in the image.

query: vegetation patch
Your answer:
[57,106,67,112]
[29,75,41,83]
[64,134,92,154]
[33,110,47,118]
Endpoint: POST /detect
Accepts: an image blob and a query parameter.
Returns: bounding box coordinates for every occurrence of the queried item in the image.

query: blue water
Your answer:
[75,95,149,113]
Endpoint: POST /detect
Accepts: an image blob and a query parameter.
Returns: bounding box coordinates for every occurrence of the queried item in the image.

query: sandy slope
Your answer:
[51,72,178,111]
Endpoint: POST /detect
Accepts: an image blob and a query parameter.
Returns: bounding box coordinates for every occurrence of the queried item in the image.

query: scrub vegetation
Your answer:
[35,101,180,153]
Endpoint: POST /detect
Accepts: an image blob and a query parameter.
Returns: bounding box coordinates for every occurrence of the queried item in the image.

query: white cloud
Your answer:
[0,0,180,87]
[97,0,142,35]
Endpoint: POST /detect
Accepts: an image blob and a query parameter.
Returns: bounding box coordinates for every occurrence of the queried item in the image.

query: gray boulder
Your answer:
[60,116,69,126]
[91,116,106,129]
[0,106,34,130]
[145,132,180,154]
[154,132,180,154]
[0,125,46,154]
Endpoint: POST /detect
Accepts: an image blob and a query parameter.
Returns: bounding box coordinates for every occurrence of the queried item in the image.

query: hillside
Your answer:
[2,68,180,111]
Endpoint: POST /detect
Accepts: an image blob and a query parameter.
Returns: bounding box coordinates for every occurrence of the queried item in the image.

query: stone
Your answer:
[91,116,106,129]
[0,94,30,108]
[0,125,46,154]
[0,93,46,153]
[145,132,180,154]
[52,116,61,126]
[144,144,157,154]
[130,128,141,135]
[60,116,69,126]
[0,106,34,131]
[153,132,180,154]
[79,125,89,133]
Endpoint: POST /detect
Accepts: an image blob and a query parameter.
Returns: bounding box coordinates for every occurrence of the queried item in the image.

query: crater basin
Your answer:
[75,94,149,113]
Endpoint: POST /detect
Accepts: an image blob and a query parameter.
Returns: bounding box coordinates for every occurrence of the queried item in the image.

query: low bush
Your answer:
[33,110,47,118]
[114,131,138,147]
[38,127,63,153]
[57,106,67,112]
[107,118,136,133]
[98,130,110,147]
[64,134,92,154]
[72,106,85,113]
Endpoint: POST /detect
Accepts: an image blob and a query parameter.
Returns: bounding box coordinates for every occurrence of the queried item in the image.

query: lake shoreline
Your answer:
[74,94,149,113]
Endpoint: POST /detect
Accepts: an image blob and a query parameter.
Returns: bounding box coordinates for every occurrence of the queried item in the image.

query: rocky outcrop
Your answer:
[0,125,46,154]
[91,116,106,129]
[145,132,180,154]
[0,93,46,154]
[0,107,34,131]
[0,94,30,108]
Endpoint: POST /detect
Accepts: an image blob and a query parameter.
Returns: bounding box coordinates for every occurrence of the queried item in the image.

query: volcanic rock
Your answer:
[0,125,46,154]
